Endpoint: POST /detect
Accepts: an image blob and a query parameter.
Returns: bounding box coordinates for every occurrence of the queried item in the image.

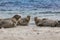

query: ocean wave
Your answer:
[0,0,60,11]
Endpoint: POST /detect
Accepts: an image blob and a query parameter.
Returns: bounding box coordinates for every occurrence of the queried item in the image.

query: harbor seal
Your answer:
[34,17,58,27]
[0,15,21,28]
[18,16,30,26]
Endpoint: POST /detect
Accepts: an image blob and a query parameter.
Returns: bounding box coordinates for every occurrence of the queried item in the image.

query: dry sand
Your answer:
[0,25,60,40]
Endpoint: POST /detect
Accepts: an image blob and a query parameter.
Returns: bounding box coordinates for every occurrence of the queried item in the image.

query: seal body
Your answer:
[34,17,58,27]
[0,18,16,28]
[0,15,21,28]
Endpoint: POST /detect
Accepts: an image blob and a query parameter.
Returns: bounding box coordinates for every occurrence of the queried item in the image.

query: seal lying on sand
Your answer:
[34,17,59,27]
[0,15,21,28]
[18,16,30,26]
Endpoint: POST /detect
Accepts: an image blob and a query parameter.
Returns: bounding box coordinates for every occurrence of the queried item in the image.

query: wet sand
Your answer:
[0,25,60,40]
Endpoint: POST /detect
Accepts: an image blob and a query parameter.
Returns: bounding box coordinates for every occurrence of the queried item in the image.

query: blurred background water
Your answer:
[0,0,60,11]
[0,11,60,20]
[0,0,60,20]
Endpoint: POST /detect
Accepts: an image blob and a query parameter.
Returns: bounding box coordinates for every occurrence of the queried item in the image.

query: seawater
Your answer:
[0,11,60,19]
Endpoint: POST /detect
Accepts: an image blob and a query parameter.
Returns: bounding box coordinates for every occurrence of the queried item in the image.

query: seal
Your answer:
[0,14,21,28]
[18,16,30,26]
[34,17,58,27]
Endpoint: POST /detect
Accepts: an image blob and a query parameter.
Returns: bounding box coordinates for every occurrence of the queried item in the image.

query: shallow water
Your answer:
[0,11,60,20]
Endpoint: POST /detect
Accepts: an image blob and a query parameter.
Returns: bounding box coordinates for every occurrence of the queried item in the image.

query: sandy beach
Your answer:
[0,25,60,40]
